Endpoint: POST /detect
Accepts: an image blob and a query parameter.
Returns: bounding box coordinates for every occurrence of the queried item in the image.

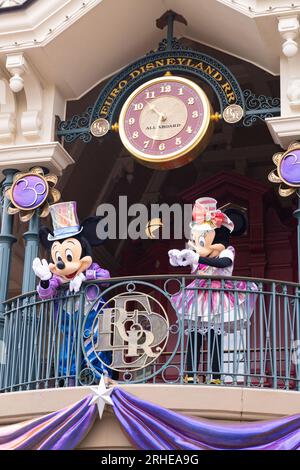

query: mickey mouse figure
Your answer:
[32,201,113,384]
[169,197,257,384]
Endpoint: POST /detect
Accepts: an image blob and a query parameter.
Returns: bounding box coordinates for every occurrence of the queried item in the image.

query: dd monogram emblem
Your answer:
[89,292,169,373]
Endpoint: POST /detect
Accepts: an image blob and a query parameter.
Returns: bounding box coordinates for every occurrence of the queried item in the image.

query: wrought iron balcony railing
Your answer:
[0,275,300,392]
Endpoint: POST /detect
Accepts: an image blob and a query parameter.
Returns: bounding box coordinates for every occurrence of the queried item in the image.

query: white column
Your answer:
[0,50,74,297]
[267,15,300,148]
[0,50,74,174]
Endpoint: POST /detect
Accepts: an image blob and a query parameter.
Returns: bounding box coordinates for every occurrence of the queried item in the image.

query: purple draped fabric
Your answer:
[2,387,300,450]
[112,388,300,450]
[0,395,97,450]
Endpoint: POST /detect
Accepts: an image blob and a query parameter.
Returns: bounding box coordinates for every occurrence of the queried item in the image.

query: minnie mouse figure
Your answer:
[32,201,113,385]
[169,197,257,384]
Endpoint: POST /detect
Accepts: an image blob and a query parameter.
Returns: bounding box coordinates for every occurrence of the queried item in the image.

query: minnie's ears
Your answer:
[223,208,248,237]
[39,227,53,250]
[213,226,230,246]
[81,216,104,246]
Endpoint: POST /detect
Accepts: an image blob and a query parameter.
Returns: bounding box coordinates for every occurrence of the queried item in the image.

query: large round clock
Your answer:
[118,75,214,169]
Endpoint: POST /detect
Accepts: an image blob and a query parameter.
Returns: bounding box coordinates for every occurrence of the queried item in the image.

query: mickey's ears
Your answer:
[81,216,105,246]
[39,226,54,250]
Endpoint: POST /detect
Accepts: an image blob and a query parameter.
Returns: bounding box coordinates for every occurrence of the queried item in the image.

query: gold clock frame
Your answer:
[118,75,214,170]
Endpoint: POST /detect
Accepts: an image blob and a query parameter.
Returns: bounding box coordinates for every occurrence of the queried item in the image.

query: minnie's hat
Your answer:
[190,197,234,233]
[47,201,83,241]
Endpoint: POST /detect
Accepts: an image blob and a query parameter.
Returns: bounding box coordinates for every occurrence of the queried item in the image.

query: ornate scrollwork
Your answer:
[81,279,181,384]
[57,47,246,142]
[78,367,95,386]
[148,37,190,54]
[57,106,93,143]
[243,89,280,127]
[85,291,169,373]
[57,56,281,141]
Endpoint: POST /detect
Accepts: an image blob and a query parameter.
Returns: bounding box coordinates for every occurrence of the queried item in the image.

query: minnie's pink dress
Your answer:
[171,247,258,334]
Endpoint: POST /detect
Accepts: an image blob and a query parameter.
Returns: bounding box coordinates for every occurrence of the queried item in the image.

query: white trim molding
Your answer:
[266,115,300,148]
[218,1,300,18]
[0,141,74,178]
[0,0,103,52]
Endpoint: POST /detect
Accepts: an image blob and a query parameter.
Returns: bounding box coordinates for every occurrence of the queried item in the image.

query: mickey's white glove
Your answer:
[69,272,86,293]
[168,249,182,267]
[178,249,199,270]
[32,258,52,281]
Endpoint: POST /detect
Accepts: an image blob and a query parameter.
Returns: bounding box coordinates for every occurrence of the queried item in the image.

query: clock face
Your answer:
[118,76,212,169]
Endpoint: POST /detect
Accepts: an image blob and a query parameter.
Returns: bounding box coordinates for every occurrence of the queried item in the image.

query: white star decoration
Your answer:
[89,375,114,419]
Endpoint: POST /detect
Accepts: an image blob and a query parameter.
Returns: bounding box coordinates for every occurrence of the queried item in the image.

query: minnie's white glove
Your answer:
[69,272,86,293]
[168,249,181,267]
[32,258,52,281]
[178,249,199,271]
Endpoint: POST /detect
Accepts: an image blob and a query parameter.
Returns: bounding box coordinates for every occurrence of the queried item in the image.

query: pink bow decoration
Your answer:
[192,202,225,228]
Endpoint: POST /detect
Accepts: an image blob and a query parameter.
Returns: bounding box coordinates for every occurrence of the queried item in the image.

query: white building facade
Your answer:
[1,0,300,450]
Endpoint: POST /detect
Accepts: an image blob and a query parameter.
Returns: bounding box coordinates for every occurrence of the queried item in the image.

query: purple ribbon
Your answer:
[0,395,97,450]
[112,388,300,450]
[1,387,300,450]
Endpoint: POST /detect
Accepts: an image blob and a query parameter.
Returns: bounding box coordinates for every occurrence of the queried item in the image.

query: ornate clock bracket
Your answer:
[56,11,281,144]
[156,10,188,52]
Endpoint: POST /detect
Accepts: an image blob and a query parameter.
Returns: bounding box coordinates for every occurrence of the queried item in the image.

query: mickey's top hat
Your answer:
[190,197,234,233]
[47,201,83,241]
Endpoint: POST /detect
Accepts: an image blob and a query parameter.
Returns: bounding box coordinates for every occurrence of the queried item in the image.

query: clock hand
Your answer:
[151,113,164,149]
[147,101,167,121]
